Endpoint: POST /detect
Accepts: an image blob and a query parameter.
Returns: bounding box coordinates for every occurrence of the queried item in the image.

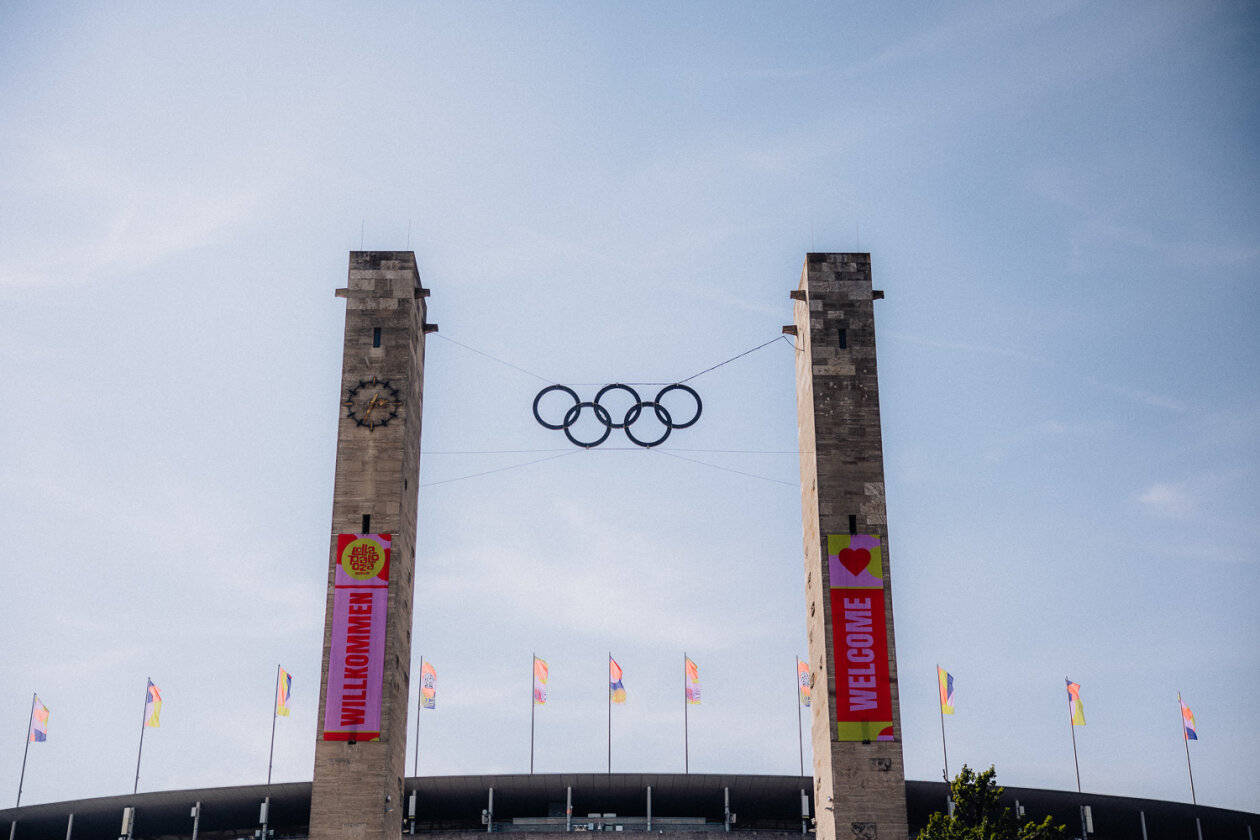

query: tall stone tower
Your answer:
[791,253,908,840]
[310,252,434,840]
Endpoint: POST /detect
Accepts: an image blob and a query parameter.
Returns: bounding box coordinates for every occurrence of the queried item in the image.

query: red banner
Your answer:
[828,534,894,742]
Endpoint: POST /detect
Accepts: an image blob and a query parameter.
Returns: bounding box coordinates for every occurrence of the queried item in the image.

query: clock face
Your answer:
[344,376,402,430]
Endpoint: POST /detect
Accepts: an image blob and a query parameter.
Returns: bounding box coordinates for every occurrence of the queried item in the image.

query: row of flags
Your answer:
[25,653,813,746]
[528,655,707,707]
[23,654,715,746]
[23,666,1202,742]
[26,670,295,743]
[935,666,1200,740]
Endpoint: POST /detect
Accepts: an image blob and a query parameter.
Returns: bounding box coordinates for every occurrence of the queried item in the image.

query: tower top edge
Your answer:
[349,250,419,269]
[806,252,871,262]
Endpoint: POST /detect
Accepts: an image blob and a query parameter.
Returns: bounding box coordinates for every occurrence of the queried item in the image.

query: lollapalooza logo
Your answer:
[340,537,387,580]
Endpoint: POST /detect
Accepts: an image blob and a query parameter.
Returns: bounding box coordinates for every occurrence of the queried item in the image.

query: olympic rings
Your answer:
[532,383,703,448]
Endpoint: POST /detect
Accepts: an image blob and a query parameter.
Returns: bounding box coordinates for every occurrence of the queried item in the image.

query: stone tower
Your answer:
[310,252,434,840]
[790,253,908,840]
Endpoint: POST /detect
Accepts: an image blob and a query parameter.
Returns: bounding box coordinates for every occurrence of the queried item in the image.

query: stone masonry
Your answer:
[310,252,433,840]
[792,254,908,840]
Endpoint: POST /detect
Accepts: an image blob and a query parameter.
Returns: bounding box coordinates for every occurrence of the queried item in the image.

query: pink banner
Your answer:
[323,534,390,741]
[828,534,894,742]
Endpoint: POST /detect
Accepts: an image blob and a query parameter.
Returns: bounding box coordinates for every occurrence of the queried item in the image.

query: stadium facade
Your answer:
[3,773,1256,840]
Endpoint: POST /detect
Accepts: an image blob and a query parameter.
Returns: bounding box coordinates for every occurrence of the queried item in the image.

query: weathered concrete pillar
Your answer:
[310,252,434,840]
[792,253,908,840]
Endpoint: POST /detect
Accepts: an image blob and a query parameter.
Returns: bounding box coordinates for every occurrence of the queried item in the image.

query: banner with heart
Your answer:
[826,533,894,742]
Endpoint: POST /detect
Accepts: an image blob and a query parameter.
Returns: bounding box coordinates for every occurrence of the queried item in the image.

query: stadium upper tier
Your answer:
[1,773,1255,840]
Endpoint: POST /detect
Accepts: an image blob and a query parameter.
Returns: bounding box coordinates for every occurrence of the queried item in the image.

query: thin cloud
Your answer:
[884,330,1049,365]
[1084,376,1191,414]
[1137,481,1194,518]
[0,140,275,289]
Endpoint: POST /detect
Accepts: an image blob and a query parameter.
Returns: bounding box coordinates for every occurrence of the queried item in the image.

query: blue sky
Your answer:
[2,0,1257,817]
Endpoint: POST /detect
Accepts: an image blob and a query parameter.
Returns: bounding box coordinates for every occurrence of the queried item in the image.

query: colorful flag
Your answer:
[1066,679,1085,726]
[276,668,292,717]
[29,696,49,742]
[1180,697,1197,741]
[533,657,548,705]
[685,657,701,704]
[938,667,955,715]
[421,661,437,710]
[797,659,811,708]
[145,679,163,728]
[609,657,627,704]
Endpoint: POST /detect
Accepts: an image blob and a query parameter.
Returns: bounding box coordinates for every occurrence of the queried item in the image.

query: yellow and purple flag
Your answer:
[421,661,437,710]
[1066,678,1085,726]
[685,657,701,704]
[276,668,292,717]
[609,657,627,704]
[29,696,49,742]
[144,679,162,728]
[1180,697,1197,741]
[797,659,811,708]
[533,657,548,705]
[938,667,955,715]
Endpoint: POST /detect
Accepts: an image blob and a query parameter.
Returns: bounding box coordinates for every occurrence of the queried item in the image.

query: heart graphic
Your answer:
[838,548,871,577]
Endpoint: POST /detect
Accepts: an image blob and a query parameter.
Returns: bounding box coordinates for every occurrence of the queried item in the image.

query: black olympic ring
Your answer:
[532,383,702,448]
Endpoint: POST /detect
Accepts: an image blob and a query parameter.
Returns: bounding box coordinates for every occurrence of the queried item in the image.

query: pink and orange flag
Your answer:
[29,697,49,742]
[685,657,701,704]
[797,659,811,708]
[421,661,437,710]
[1066,679,1085,726]
[533,657,548,705]
[144,680,163,728]
[938,667,955,715]
[1180,697,1197,741]
[609,657,627,704]
[276,668,292,717]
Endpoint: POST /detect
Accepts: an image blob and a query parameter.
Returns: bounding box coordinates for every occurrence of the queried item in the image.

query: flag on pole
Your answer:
[29,696,49,742]
[685,657,701,704]
[533,657,548,705]
[938,667,956,715]
[276,668,293,717]
[1180,698,1197,741]
[144,679,163,728]
[421,661,437,710]
[1066,679,1085,726]
[797,659,811,707]
[609,657,627,704]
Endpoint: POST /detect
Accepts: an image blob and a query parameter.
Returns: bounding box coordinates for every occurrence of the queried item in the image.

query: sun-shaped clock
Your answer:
[343,376,402,430]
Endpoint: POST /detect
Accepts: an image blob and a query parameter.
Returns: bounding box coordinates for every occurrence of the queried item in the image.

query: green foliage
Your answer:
[917,766,1067,840]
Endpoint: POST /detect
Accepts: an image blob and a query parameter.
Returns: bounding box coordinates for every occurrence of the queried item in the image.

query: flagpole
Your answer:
[791,659,801,780]
[267,665,280,785]
[415,656,424,778]
[1067,677,1081,794]
[15,693,35,807]
[938,666,949,781]
[1179,692,1197,805]
[683,652,690,775]
[530,653,536,775]
[134,678,150,795]
[607,653,612,774]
